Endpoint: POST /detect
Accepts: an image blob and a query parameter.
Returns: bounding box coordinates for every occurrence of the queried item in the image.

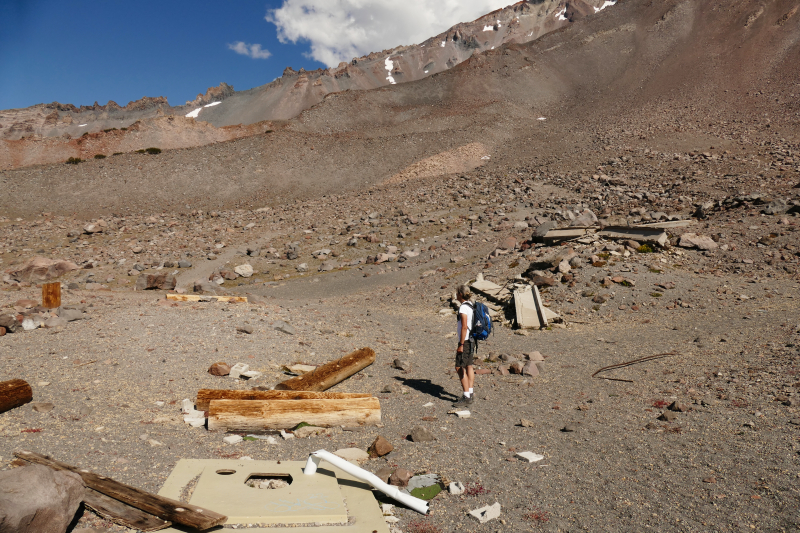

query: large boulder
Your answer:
[135,274,177,291]
[0,464,85,533]
[6,257,79,283]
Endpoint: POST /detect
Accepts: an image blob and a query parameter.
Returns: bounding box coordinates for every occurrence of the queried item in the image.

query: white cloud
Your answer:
[227,41,273,59]
[266,0,513,67]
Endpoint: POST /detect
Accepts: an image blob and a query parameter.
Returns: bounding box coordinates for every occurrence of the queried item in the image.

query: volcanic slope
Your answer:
[1,0,799,218]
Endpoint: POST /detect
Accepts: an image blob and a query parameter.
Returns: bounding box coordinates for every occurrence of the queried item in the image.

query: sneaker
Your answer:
[453,395,470,407]
[466,395,475,405]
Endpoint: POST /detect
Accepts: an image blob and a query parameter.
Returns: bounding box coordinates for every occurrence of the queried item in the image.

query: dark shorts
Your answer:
[455,340,475,368]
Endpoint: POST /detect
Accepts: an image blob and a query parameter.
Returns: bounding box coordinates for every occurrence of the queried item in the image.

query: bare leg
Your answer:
[465,365,475,392]
[458,366,472,394]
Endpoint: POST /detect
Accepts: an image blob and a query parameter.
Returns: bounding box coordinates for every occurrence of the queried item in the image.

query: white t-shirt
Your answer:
[457,301,473,341]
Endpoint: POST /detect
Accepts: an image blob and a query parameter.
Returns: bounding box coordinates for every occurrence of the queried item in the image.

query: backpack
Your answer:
[465,301,492,342]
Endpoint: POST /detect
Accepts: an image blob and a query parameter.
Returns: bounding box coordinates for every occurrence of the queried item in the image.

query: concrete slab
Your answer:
[599,226,668,246]
[471,279,510,302]
[513,287,541,329]
[542,228,590,244]
[158,459,388,533]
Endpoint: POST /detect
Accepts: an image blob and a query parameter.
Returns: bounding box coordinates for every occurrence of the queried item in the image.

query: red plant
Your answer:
[730,400,749,408]
[21,428,42,433]
[464,482,490,496]
[406,520,443,533]
[652,400,669,409]
[524,508,551,523]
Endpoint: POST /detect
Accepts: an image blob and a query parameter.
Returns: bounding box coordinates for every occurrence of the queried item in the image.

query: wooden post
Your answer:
[0,379,33,414]
[274,347,376,392]
[13,451,227,530]
[42,282,61,309]
[196,389,371,411]
[207,397,381,431]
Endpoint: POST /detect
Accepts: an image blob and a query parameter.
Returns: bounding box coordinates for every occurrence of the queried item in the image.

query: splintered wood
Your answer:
[42,282,61,309]
[0,379,33,414]
[195,389,371,411]
[207,397,382,431]
[274,347,376,392]
[166,294,247,303]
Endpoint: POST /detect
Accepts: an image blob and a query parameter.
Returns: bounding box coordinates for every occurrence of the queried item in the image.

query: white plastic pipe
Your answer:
[304,449,429,515]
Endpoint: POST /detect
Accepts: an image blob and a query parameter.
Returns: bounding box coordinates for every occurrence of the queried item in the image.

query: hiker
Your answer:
[453,284,475,406]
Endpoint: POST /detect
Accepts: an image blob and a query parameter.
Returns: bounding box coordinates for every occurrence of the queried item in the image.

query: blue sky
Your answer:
[0,0,323,110]
[0,0,512,111]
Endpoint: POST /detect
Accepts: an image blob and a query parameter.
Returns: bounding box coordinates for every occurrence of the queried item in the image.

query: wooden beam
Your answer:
[196,389,372,411]
[83,489,171,532]
[13,451,227,530]
[42,282,61,309]
[207,397,381,432]
[166,294,247,303]
[0,379,33,414]
[274,347,375,392]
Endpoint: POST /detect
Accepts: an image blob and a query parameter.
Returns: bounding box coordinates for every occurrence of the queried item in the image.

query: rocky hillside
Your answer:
[0,0,615,170]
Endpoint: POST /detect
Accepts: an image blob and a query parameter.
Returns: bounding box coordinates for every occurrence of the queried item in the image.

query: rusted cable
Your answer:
[591,352,676,379]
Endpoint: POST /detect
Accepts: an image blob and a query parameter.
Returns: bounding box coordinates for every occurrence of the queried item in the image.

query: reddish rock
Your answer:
[135,274,177,291]
[15,299,37,309]
[208,362,231,376]
[499,236,517,251]
[7,257,79,283]
[368,436,394,457]
[509,361,524,374]
[0,326,5,336]
[389,468,413,488]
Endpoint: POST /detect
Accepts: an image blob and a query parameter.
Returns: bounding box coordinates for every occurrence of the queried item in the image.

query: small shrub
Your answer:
[121,127,127,130]
[637,244,655,253]
[94,154,106,159]
[135,149,145,153]
[112,152,123,156]
[598,252,610,259]
[650,292,662,298]
[66,157,82,164]
[649,268,662,274]
[464,482,490,496]
[145,147,161,154]
[524,508,551,524]
[620,280,633,287]
[406,520,442,533]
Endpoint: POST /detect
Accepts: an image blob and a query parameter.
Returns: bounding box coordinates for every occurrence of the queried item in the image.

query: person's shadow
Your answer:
[393,377,459,401]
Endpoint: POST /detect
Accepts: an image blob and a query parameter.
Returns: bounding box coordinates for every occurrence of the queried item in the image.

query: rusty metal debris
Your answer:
[591,352,676,380]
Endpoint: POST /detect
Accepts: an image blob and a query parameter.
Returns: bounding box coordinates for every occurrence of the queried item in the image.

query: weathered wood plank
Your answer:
[0,379,33,414]
[207,398,381,431]
[13,451,227,530]
[196,389,372,411]
[83,489,171,532]
[274,347,376,392]
[166,294,247,303]
[42,282,61,309]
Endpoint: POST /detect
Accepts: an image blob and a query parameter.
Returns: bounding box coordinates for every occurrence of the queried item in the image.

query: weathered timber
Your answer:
[196,389,371,411]
[42,282,61,309]
[0,379,33,414]
[166,294,247,303]
[83,489,171,532]
[274,347,376,392]
[598,226,668,246]
[13,451,227,530]
[207,397,381,432]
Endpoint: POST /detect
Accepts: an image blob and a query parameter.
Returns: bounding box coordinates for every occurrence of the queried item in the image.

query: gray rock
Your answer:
[319,260,338,272]
[533,220,556,238]
[393,358,411,371]
[389,468,413,488]
[296,263,309,272]
[678,233,718,251]
[762,199,790,215]
[79,405,94,416]
[521,361,539,377]
[31,402,54,413]
[44,316,67,328]
[274,321,296,335]
[0,315,20,333]
[569,209,598,227]
[0,464,84,533]
[658,411,678,422]
[410,426,436,442]
[178,260,192,268]
[58,309,84,322]
[381,382,403,394]
[237,325,254,334]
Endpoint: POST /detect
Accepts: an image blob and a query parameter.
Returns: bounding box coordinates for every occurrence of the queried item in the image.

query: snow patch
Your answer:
[594,0,616,12]
[185,108,201,118]
[555,8,567,21]
[204,101,221,108]
[385,57,396,84]
[483,25,493,31]
[424,70,429,74]
[440,41,446,47]
[78,124,87,127]
[537,117,547,121]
